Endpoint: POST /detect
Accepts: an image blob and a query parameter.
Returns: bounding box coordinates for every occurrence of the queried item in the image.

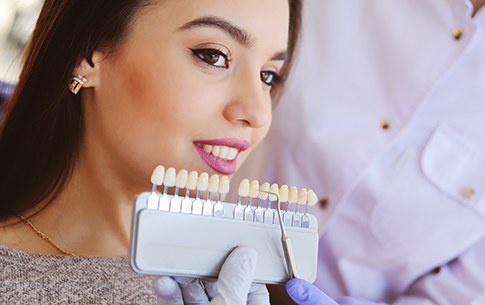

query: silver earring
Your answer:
[69,75,87,95]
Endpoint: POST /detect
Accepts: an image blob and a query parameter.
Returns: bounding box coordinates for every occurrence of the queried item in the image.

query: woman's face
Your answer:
[83,0,289,189]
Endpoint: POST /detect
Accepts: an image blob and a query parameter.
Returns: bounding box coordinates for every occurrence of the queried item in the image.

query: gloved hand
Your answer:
[155,246,270,305]
[286,278,388,305]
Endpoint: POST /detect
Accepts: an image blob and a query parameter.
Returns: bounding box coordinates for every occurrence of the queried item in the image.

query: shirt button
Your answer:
[452,28,463,40]
[319,197,329,209]
[461,187,475,199]
[380,119,391,130]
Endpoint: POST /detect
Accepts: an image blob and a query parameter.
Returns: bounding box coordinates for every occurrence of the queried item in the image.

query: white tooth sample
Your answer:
[219,146,229,159]
[297,188,308,205]
[279,185,289,202]
[197,172,209,191]
[227,148,238,161]
[211,146,220,157]
[150,165,165,186]
[218,176,230,194]
[175,169,188,189]
[259,182,270,200]
[249,180,260,198]
[208,174,220,193]
[186,171,198,190]
[238,179,250,197]
[307,190,318,206]
[203,145,212,153]
[268,183,279,201]
[163,167,176,187]
[288,186,298,204]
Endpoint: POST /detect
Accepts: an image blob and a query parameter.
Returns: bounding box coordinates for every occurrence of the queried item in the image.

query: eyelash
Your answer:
[190,47,283,88]
[191,48,231,69]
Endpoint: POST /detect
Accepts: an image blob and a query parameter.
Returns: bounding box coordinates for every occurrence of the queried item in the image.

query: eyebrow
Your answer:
[179,16,287,61]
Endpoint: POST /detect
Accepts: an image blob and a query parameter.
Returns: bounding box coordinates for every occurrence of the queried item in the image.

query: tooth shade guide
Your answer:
[144,166,319,228]
[132,191,319,284]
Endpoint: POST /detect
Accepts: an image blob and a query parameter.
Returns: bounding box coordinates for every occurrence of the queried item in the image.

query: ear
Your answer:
[71,51,105,89]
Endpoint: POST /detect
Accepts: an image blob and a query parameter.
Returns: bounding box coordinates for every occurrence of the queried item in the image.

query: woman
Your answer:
[0,0,302,304]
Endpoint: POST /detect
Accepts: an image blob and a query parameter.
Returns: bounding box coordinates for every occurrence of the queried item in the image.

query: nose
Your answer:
[223,70,271,128]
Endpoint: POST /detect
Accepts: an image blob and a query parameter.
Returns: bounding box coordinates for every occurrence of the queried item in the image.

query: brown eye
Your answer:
[260,71,282,87]
[191,48,230,68]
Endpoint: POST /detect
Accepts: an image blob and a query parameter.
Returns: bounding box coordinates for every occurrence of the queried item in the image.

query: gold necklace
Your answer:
[18,215,74,256]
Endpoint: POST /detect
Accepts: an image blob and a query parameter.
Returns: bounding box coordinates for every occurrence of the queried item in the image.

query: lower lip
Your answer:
[193,144,238,175]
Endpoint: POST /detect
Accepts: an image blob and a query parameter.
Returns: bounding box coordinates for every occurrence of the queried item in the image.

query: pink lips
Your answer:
[193,139,249,175]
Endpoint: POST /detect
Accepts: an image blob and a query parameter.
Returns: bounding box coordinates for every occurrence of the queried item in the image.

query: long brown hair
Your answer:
[0,0,302,220]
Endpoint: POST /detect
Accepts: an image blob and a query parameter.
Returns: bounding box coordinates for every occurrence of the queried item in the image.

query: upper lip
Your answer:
[193,138,250,151]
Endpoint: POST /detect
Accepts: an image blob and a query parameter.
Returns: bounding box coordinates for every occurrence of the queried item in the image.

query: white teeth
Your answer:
[227,148,238,160]
[204,145,212,153]
[201,144,239,161]
[211,146,220,156]
[219,146,229,159]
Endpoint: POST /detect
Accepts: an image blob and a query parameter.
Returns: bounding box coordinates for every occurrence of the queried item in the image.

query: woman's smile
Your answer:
[193,138,249,174]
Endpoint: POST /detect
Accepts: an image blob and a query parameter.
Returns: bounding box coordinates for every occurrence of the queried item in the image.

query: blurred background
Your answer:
[0,0,42,83]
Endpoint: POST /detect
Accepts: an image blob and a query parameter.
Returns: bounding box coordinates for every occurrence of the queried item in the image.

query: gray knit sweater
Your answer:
[0,245,159,304]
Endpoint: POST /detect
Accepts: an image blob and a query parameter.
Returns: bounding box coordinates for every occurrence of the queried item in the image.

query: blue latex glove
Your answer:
[155,246,269,305]
[287,278,388,305]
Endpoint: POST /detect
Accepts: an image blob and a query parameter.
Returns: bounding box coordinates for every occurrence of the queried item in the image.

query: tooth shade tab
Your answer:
[219,176,230,194]
[298,188,308,205]
[259,182,270,200]
[249,180,260,198]
[288,186,298,204]
[186,171,198,190]
[279,185,289,202]
[151,165,165,186]
[269,183,279,201]
[307,190,318,206]
[163,167,176,187]
[197,172,209,191]
[218,176,230,194]
[238,179,250,197]
[176,170,188,188]
[208,174,220,193]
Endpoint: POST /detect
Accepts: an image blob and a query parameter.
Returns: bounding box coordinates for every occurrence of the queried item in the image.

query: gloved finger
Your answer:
[154,276,184,305]
[173,277,210,305]
[205,246,258,305]
[247,283,270,305]
[286,278,339,305]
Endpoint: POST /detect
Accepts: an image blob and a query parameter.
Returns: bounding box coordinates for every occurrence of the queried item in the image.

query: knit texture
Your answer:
[0,245,159,304]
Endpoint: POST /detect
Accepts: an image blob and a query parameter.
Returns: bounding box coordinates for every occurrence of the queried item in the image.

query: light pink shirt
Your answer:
[236,0,485,303]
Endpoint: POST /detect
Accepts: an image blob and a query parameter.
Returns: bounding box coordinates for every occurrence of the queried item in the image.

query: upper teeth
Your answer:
[201,144,238,161]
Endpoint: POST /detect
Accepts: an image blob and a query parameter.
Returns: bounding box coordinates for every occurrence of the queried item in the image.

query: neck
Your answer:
[15,151,146,257]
